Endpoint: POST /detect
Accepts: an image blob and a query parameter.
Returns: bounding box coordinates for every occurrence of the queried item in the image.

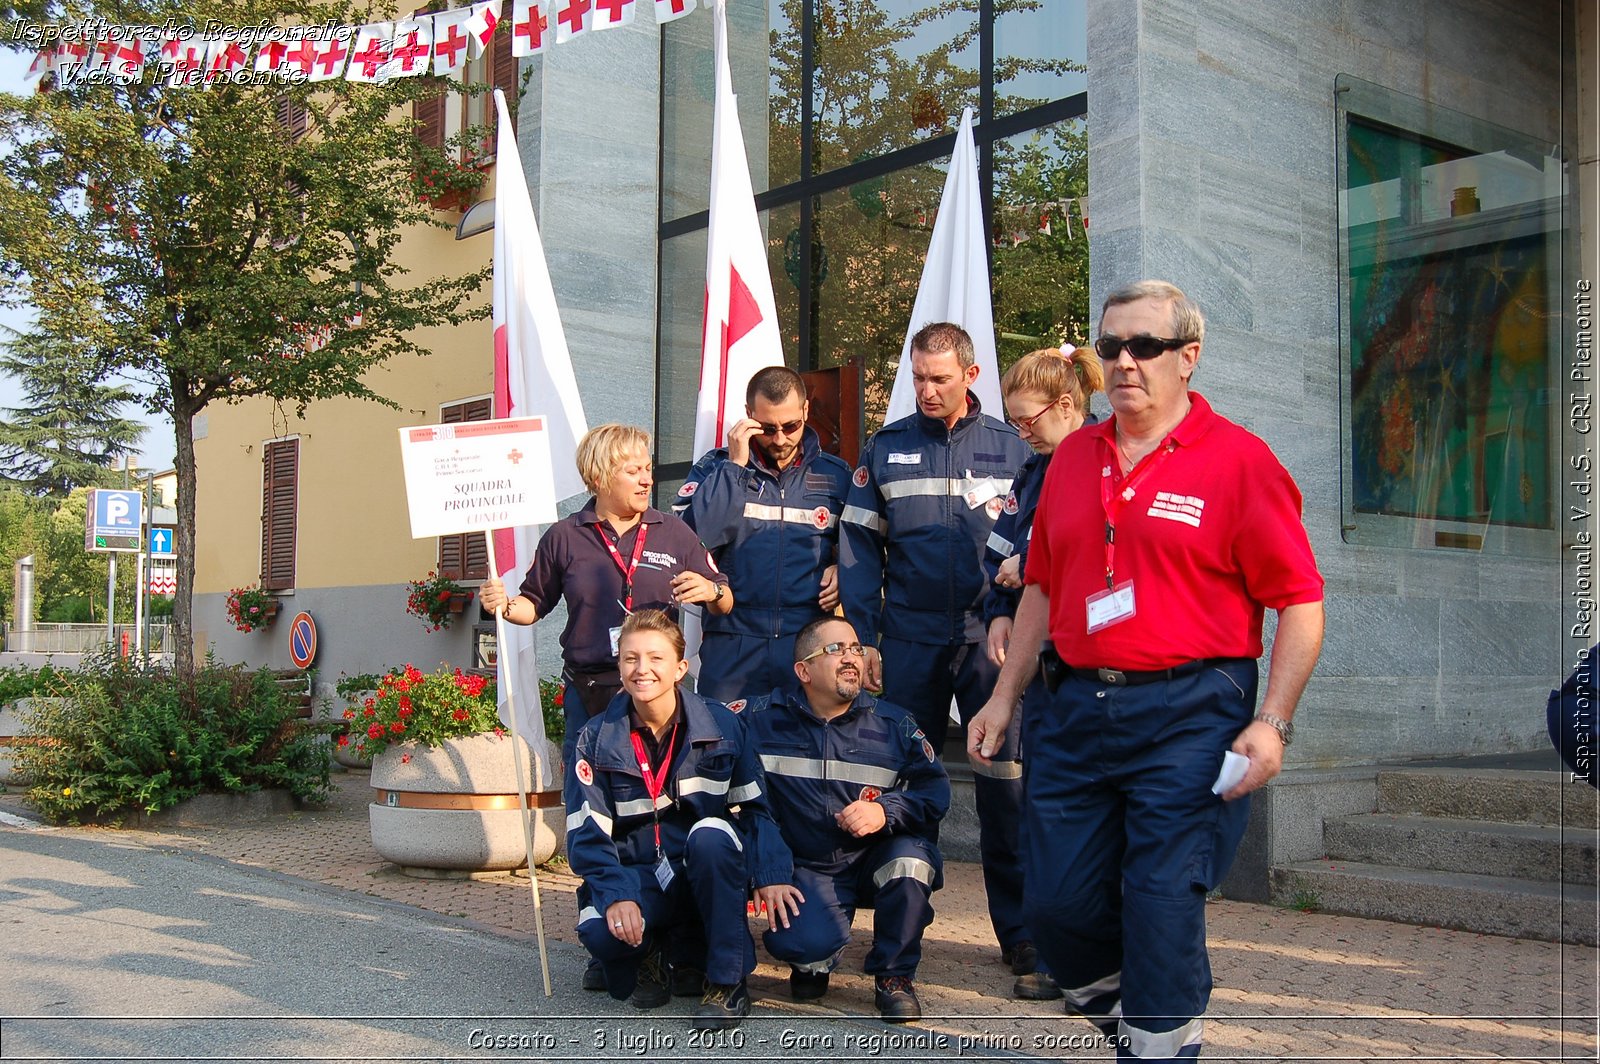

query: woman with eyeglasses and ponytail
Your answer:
[981,341,1104,1001]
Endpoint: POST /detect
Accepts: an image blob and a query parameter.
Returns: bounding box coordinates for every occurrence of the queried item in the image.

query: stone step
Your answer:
[1377,768,1599,829]
[1324,813,1597,885]
[1271,860,1597,946]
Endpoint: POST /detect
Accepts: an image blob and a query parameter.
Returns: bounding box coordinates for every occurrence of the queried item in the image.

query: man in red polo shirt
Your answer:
[969,280,1324,1063]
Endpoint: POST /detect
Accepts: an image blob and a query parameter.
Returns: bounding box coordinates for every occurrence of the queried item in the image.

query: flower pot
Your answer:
[332,691,376,769]
[369,732,563,875]
[445,589,472,615]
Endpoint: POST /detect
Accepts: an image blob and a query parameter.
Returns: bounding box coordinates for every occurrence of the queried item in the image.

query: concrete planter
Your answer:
[368,732,563,876]
[0,697,63,786]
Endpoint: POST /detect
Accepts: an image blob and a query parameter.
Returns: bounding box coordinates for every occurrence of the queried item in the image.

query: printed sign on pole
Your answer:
[148,526,177,558]
[397,416,558,538]
[85,488,144,552]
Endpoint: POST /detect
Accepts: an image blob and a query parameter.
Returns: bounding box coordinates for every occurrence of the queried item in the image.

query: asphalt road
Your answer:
[0,824,1002,1063]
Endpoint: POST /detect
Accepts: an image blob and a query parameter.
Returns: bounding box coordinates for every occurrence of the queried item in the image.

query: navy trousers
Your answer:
[1023,660,1257,1063]
[881,636,1026,952]
[762,835,942,978]
[696,630,801,704]
[576,817,755,995]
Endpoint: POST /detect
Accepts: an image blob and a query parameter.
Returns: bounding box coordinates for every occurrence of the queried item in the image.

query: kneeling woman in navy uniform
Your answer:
[566,609,776,1030]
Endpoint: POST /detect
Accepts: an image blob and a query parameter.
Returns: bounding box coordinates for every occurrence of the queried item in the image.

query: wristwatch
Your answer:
[1253,712,1294,746]
[713,582,726,602]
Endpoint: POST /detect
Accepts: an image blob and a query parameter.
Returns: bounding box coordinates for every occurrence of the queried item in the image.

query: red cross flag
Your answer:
[255,38,291,75]
[109,39,147,82]
[390,17,434,76]
[554,0,591,42]
[162,36,205,87]
[466,0,503,59]
[308,28,352,81]
[654,0,696,21]
[592,0,636,30]
[25,45,59,80]
[204,38,249,82]
[488,86,588,774]
[86,35,118,74]
[345,22,394,83]
[431,8,473,74]
[511,0,549,56]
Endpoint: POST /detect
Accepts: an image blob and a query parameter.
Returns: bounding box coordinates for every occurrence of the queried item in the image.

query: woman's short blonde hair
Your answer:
[576,423,651,494]
[620,609,685,660]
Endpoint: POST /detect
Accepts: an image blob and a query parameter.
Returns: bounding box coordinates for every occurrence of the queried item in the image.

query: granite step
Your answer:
[1324,812,1597,885]
[1377,768,1599,829]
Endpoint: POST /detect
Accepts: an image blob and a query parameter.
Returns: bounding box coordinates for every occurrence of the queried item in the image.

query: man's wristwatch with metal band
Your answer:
[713,582,726,602]
[1253,712,1294,746]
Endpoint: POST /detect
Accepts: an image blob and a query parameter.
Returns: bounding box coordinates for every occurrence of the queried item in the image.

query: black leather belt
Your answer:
[1067,659,1228,687]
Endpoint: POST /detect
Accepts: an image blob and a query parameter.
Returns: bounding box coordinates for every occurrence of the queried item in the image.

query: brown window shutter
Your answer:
[260,438,299,591]
[414,91,445,150]
[275,94,308,141]
[437,398,493,580]
[487,30,518,158]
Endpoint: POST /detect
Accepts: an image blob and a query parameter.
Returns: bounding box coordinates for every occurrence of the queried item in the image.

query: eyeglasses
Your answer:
[1008,400,1058,433]
[757,418,806,436]
[1094,335,1193,361]
[801,641,866,662]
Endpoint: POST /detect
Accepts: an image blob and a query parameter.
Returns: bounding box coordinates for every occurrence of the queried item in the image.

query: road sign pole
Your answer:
[106,552,117,647]
[142,473,154,662]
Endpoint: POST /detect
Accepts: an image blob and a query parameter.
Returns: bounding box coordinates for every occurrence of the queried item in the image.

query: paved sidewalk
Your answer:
[3,774,1595,1061]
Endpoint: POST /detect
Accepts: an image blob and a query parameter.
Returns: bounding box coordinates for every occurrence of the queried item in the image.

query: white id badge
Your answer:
[653,854,675,891]
[608,625,623,656]
[1085,580,1136,633]
[964,474,1000,509]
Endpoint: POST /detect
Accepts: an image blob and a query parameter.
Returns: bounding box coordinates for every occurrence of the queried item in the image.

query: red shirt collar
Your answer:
[1091,391,1217,453]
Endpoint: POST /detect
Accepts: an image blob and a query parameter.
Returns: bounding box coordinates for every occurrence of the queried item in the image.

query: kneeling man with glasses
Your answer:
[742,616,951,1022]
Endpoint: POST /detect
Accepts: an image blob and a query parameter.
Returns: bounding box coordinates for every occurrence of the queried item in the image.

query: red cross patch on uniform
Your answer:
[812,506,830,529]
[677,481,697,498]
[859,785,882,802]
[922,739,937,762]
[853,466,869,488]
[1003,491,1018,515]
[726,698,747,713]
[575,758,594,786]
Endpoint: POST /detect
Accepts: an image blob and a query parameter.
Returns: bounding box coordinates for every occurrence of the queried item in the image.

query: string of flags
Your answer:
[995,197,1089,248]
[23,0,703,88]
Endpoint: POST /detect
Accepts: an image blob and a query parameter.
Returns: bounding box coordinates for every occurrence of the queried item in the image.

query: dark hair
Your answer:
[910,321,976,369]
[619,609,685,659]
[746,365,807,408]
[793,614,851,664]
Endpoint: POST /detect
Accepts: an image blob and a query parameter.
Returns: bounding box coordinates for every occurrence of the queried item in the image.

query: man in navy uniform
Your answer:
[839,321,1031,967]
[744,615,950,1022]
[677,366,853,701]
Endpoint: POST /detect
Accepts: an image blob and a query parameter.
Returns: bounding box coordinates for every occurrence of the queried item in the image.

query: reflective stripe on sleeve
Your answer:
[677,774,730,797]
[727,780,762,804]
[987,529,1014,556]
[614,794,673,818]
[578,905,602,924]
[566,801,614,836]
[840,503,886,533]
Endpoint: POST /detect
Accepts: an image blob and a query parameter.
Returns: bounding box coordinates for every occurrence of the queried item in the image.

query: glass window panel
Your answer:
[661,1,782,224]
[765,199,803,368]
[811,0,978,177]
[993,0,1087,116]
[811,165,944,430]
[1336,75,1563,555]
[991,118,1089,369]
[655,227,710,491]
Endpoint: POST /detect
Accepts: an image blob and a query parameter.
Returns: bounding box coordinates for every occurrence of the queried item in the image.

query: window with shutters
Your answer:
[261,438,299,591]
[438,397,491,580]
[413,6,518,164]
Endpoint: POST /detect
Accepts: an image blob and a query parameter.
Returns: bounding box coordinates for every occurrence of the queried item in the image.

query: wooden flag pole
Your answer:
[485,532,554,998]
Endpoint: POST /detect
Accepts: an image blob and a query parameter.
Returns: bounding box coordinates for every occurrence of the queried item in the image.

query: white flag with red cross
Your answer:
[307,27,352,81]
[204,37,250,82]
[510,0,549,56]
[255,38,291,75]
[105,37,146,82]
[489,86,588,768]
[344,22,394,83]
[654,0,696,22]
[84,35,119,75]
[694,0,782,460]
[553,0,592,42]
[592,0,636,30]
[161,35,205,87]
[466,0,503,59]
[25,45,59,80]
[281,35,320,79]
[388,17,434,76]
[431,8,473,73]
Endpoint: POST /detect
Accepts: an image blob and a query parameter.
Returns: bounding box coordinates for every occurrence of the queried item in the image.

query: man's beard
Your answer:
[834,673,861,701]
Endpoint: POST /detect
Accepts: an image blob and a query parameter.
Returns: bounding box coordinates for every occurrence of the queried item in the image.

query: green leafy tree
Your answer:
[0,327,146,496]
[0,0,492,671]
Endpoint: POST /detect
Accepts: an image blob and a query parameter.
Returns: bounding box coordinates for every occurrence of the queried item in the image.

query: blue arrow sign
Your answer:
[149,527,175,557]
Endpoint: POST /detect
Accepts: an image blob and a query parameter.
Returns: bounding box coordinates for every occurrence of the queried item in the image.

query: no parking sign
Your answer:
[288,612,317,670]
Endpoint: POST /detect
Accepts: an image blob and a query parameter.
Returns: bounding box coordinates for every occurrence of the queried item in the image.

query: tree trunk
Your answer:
[171,385,199,676]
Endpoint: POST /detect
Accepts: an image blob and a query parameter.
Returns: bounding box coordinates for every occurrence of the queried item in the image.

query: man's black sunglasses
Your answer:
[1094,335,1194,361]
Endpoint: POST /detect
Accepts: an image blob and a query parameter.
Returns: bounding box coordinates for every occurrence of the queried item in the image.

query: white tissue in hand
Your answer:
[1212,751,1249,795]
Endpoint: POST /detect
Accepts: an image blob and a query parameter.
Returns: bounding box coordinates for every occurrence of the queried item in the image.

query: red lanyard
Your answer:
[629,720,678,853]
[597,521,649,611]
[1099,438,1177,590]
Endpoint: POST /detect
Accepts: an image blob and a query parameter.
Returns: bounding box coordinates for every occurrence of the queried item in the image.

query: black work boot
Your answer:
[692,980,751,1029]
[629,946,671,1009]
[789,967,830,1001]
[874,975,922,1023]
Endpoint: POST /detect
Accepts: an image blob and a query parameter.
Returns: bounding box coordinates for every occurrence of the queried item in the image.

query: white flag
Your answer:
[254,38,292,75]
[306,27,352,82]
[553,0,591,41]
[466,0,503,59]
[204,37,249,82]
[654,0,696,22]
[431,8,474,74]
[344,22,394,83]
[161,35,205,88]
[510,0,549,56]
[489,88,590,775]
[105,37,146,82]
[884,106,1003,424]
[593,0,636,30]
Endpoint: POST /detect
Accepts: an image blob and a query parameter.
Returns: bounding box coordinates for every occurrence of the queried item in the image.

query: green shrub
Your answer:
[0,663,65,705]
[16,652,333,824]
